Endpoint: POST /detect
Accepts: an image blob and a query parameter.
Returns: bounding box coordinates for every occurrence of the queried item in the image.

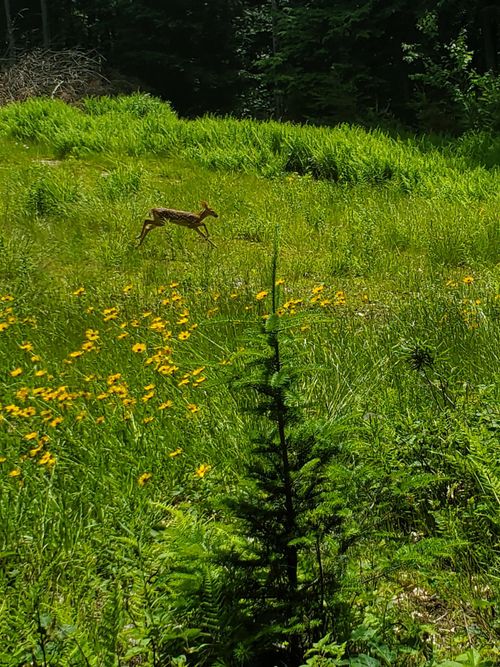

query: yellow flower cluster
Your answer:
[65,329,100,363]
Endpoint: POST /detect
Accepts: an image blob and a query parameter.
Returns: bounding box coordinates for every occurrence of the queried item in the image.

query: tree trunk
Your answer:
[3,0,15,59]
[270,0,284,118]
[40,0,50,48]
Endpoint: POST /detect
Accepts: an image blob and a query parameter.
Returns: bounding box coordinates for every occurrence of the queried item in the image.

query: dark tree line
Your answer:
[1,0,499,131]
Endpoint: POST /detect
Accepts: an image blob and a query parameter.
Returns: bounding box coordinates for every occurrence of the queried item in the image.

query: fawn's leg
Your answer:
[194,226,217,248]
[138,219,163,246]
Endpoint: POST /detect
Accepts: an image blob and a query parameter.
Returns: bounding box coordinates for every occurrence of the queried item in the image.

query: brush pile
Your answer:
[0,49,110,105]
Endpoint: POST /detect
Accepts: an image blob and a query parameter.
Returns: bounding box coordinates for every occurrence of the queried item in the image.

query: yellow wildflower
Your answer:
[335,291,346,306]
[178,331,190,341]
[143,416,154,424]
[24,432,38,441]
[138,472,152,486]
[19,342,33,351]
[195,463,211,478]
[69,350,84,358]
[10,368,23,377]
[158,364,178,375]
[102,307,119,321]
[275,278,285,286]
[255,290,268,301]
[132,342,146,353]
[123,284,133,294]
[122,397,136,407]
[142,391,155,402]
[38,451,52,465]
[34,370,47,377]
[29,443,43,457]
[96,416,105,424]
[117,332,129,340]
[16,387,29,401]
[8,468,21,477]
[0,457,6,463]
[109,384,128,397]
[72,287,85,296]
[311,285,324,295]
[85,329,99,341]
[187,403,199,414]
[463,275,474,285]
[158,400,174,410]
[50,417,63,428]
[191,366,205,376]
[169,447,183,457]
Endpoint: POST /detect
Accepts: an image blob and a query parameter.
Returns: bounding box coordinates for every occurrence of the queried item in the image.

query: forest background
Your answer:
[1,0,500,134]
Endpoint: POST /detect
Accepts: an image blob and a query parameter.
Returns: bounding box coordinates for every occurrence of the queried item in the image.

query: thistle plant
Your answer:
[402,340,456,410]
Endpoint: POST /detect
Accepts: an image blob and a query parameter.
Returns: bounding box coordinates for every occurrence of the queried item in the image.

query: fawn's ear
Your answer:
[200,200,208,209]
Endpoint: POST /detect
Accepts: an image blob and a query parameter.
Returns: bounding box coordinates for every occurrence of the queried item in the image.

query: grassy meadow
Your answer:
[0,95,499,666]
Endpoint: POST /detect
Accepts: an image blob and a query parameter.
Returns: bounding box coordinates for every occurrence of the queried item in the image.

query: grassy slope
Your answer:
[0,97,499,665]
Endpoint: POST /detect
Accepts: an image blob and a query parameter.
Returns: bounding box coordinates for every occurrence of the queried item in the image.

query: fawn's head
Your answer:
[200,201,218,218]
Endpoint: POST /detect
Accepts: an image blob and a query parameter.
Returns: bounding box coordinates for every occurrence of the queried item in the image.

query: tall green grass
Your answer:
[0,95,498,201]
[0,96,499,665]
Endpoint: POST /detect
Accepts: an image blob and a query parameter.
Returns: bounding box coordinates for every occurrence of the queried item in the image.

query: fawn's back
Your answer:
[153,208,200,224]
